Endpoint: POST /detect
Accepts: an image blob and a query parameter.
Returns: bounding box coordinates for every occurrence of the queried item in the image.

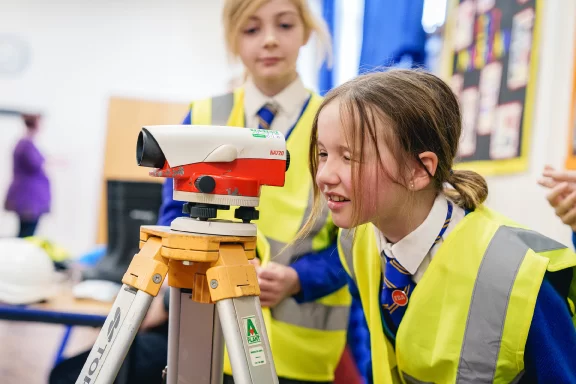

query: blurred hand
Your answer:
[538,165,576,230]
[141,293,168,331]
[538,165,576,187]
[249,257,261,267]
[255,262,300,308]
[141,282,168,331]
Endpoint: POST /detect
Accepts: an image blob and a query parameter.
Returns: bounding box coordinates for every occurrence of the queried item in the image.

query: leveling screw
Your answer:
[153,274,162,284]
[210,279,218,289]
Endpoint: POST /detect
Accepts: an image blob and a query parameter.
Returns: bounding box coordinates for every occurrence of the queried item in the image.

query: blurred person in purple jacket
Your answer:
[4,113,51,238]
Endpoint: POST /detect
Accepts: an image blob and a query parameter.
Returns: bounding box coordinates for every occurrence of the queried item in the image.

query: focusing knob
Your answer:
[194,176,216,193]
[234,207,260,223]
[286,150,290,172]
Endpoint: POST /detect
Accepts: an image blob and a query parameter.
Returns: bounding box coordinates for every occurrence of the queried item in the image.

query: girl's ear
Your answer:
[410,151,438,191]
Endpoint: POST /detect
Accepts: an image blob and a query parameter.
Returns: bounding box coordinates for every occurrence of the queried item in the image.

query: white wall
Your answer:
[0,0,319,255]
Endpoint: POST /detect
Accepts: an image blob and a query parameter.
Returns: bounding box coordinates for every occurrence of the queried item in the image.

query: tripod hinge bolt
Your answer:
[153,273,162,284]
[210,279,219,289]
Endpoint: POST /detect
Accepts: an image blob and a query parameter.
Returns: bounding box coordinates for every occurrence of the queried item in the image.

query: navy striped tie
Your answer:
[381,253,415,328]
[382,201,453,327]
[257,103,278,130]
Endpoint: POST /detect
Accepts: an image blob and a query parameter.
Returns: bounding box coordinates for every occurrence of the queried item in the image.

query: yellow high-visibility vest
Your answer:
[339,204,576,383]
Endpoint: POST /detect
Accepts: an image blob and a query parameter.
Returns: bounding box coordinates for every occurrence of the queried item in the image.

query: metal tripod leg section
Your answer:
[76,285,153,384]
[166,288,224,384]
[218,296,278,384]
[76,234,168,384]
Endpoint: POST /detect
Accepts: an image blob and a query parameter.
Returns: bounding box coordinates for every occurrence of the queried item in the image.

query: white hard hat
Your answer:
[0,238,61,304]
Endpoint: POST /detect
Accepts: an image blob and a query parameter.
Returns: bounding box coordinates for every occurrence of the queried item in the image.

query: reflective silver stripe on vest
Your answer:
[339,229,355,283]
[504,226,567,252]
[456,226,566,383]
[210,93,234,126]
[402,369,525,383]
[271,298,350,331]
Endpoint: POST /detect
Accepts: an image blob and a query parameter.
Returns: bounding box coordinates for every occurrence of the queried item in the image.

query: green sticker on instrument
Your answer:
[250,129,266,138]
[244,316,261,345]
[250,129,283,139]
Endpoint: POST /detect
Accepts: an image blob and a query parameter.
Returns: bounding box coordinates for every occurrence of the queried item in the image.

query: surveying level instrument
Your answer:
[77,125,290,384]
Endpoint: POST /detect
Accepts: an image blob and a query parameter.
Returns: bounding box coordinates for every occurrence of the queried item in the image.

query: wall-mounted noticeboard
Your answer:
[442,0,542,175]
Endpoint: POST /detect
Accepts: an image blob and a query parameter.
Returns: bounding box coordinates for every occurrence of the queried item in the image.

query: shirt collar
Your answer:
[378,193,450,275]
[243,76,308,119]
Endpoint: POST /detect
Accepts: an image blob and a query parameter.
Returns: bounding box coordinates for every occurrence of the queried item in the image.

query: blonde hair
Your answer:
[222,0,332,67]
[299,69,488,237]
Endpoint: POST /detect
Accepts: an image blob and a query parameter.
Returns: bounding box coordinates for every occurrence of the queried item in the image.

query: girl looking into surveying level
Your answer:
[302,69,576,383]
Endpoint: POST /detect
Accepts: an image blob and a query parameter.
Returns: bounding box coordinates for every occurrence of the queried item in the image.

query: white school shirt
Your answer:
[375,193,466,283]
[243,76,310,136]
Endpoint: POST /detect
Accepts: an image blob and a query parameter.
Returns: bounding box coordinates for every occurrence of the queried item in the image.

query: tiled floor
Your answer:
[0,320,99,383]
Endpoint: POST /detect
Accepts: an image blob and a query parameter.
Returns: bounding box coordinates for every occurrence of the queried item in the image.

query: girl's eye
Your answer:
[279,23,293,29]
[244,27,259,34]
[318,151,328,158]
[343,155,351,162]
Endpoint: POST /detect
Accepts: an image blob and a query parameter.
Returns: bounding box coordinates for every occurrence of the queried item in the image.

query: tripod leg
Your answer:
[166,287,181,384]
[166,287,225,384]
[76,235,168,384]
[75,285,153,384]
[217,296,278,384]
[211,305,226,383]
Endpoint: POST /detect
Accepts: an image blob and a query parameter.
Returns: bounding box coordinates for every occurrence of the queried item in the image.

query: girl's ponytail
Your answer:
[443,169,488,211]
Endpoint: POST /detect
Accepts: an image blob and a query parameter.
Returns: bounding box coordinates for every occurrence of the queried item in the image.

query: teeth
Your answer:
[330,196,347,202]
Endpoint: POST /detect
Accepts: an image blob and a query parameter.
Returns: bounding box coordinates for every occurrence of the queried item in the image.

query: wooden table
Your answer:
[0,283,114,366]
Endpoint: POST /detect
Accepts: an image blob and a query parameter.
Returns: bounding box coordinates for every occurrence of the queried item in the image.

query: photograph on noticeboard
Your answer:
[478,61,503,135]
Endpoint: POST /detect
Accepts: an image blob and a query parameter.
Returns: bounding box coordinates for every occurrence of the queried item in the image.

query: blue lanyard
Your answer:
[432,200,453,249]
[283,94,311,141]
[254,93,312,142]
[379,200,454,343]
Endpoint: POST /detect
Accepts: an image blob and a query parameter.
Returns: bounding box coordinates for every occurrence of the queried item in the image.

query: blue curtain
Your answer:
[318,0,336,95]
[359,0,427,73]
